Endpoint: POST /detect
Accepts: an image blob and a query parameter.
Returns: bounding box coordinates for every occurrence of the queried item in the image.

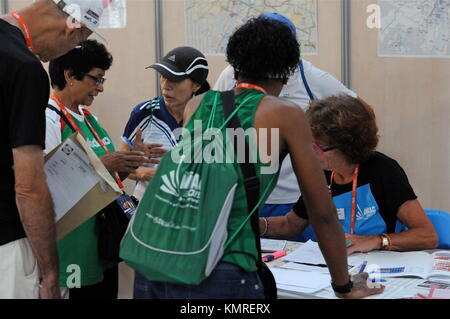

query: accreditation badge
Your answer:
[337,208,345,220]
[116,194,138,219]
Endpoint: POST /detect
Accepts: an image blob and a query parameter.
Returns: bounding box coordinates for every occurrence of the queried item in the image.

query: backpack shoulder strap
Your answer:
[47,104,76,133]
[299,60,315,101]
[221,90,260,215]
[221,90,277,299]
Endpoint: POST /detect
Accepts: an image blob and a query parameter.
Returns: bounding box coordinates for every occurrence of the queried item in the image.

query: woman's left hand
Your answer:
[345,233,381,255]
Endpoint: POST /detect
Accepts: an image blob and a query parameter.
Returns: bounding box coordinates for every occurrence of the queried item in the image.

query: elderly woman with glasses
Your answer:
[260,94,438,254]
[44,39,151,299]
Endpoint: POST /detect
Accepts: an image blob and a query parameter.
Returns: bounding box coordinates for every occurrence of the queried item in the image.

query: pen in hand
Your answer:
[359,260,368,274]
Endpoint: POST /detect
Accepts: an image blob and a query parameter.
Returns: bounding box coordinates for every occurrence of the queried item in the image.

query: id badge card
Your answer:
[337,208,345,220]
[116,194,138,219]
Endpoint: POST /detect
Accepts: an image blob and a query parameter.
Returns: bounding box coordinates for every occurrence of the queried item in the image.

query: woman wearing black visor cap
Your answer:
[120,46,210,201]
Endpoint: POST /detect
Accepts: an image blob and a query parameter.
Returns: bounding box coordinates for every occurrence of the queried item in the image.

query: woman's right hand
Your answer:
[133,129,168,162]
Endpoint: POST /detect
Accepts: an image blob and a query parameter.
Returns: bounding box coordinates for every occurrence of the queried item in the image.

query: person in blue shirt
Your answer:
[259,94,438,254]
[120,46,210,201]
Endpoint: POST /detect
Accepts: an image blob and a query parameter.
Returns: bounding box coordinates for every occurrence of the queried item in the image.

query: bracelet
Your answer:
[260,217,269,236]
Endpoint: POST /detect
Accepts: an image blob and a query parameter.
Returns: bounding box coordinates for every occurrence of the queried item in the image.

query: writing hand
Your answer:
[345,233,381,255]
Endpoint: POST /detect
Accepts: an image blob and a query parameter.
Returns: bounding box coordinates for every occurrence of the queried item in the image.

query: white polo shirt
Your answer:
[213,60,357,204]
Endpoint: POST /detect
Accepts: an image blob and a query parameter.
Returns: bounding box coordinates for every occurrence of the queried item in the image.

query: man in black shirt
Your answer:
[0,0,106,299]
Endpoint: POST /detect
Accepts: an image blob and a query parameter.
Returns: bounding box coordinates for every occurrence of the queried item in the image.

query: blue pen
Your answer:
[371,278,387,283]
[359,261,368,274]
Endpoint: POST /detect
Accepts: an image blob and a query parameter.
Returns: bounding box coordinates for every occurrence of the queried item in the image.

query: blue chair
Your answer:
[425,210,450,249]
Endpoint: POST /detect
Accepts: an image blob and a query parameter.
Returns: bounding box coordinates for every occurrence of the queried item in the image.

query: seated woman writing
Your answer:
[260,94,438,254]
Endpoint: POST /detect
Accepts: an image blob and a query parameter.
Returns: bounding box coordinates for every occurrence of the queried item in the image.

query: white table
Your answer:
[266,241,442,299]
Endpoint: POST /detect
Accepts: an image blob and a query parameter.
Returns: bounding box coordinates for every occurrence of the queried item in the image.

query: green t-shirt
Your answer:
[46,102,117,287]
[184,90,279,272]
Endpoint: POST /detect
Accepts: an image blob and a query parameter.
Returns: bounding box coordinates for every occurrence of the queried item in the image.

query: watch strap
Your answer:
[331,276,354,294]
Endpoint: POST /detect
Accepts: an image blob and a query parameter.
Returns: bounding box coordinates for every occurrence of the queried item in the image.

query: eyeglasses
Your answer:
[84,73,106,86]
[312,141,341,154]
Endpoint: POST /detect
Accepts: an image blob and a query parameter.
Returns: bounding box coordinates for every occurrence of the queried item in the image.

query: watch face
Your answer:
[382,236,389,248]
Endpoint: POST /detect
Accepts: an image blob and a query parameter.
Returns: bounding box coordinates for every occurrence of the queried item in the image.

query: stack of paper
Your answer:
[282,240,366,267]
[280,262,330,274]
[260,238,287,252]
[271,268,331,294]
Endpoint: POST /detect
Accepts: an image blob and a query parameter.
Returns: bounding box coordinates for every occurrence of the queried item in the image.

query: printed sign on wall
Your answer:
[99,0,127,29]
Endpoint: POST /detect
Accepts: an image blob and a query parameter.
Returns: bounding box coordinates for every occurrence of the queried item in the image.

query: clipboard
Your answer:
[45,133,122,240]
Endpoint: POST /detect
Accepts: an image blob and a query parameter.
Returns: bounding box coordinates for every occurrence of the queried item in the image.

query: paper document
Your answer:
[271,268,331,294]
[277,284,326,295]
[280,262,330,274]
[283,240,365,266]
[315,277,425,299]
[45,139,103,221]
[429,288,450,299]
[352,250,450,280]
[261,239,286,252]
[418,280,450,289]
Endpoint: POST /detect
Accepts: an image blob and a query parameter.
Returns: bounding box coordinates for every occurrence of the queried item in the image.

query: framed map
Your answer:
[185,0,318,56]
[379,0,450,58]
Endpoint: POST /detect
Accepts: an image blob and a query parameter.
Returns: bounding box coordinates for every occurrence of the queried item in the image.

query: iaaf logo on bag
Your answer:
[356,205,377,221]
[86,137,112,149]
[160,170,201,202]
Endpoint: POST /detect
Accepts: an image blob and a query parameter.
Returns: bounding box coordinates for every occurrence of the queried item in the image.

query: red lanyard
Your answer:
[51,93,124,189]
[236,82,268,94]
[330,164,360,234]
[9,11,34,53]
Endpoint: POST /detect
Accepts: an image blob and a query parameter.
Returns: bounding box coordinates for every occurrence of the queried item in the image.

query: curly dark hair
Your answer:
[49,39,113,90]
[306,95,379,164]
[226,17,300,82]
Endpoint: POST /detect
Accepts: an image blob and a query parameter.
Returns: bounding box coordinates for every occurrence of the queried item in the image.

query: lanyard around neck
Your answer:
[330,164,360,234]
[10,11,34,53]
[51,93,124,189]
[236,82,268,94]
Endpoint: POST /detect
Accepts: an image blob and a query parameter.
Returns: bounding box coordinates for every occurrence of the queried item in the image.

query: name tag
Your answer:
[116,194,138,219]
[337,208,345,220]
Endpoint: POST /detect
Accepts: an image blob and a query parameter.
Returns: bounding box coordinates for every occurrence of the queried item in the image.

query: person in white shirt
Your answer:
[214,12,357,241]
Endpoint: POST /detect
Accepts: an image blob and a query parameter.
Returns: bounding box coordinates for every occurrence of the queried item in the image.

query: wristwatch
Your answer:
[331,276,354,294]
[380,233,391,250]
